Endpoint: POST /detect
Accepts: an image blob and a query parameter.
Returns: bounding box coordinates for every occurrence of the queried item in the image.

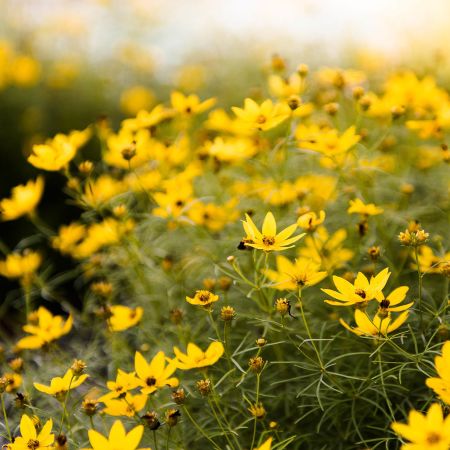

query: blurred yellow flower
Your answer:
[391,403,450,449]
[173,341,224,370]
[28,127,91,171]
[16,306,72,349]
[120,85,155,116]
[232,98,289,131]
[264,256,327,291]
[426,341,450,405]
[347,198,383,216]
[0,250,41,284]
[254,437,273,450]
[171,91,216,115]
[0,176,44,221]
[186,290,219,307]
[34,369,88,400]
[10,55,41,87]
[98,369,141,402]
[108,305,143,332]
[297,210,326,232]
[84,420,147,450]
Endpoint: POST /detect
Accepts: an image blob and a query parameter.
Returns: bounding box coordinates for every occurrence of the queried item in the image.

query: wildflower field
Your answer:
[1,8,450,449]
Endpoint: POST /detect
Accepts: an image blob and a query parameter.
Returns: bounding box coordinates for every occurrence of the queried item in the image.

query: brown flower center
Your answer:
[380,299,390,309]
[426,432,441,444]
[146,377,156,386]
[27,439,40,450]
[256,115,267,124]
[262,236,275,246]
[355,289,366,299]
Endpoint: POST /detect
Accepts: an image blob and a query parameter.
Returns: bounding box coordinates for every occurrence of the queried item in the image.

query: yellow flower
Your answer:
[16,306,72,349]
[411,246,450,274]
[426,341,450,405]
[242,212,304,252]
[322,268,391,307]
[375,286,413,312]
[299,227,353,272]
[8,415,54,450]
[187,199,239,231]
[339,309,409,337]
[120,85,155,116]
[391,403,450,449]
[254,437,273,450]
[347,198,383,216]
[186,290,219,307]
[108,305,143,332]
[171,91,216,115]
[264,256,327,291]
[83,420,148,450]
[296,124,360,157]
[34,369,89,400]
[98,369,141,402]
[297,210,326,232]
[268,72,305,98]
[52,222,86,254]
[232,98,289,131]
[3,372,22,393]
[28,127,91,171]
[173,341,224,370]
[204,136,257,163]
[0,250,41,284]
[134,351,179,394]
[0,176,44,221]
[102,392,147,417]
[121,104,174,131]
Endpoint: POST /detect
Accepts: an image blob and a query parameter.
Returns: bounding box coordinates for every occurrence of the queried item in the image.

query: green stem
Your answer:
[250,373,261,450]
[377,346,395,420]
[1,393,12,443]
[58,375,74,436]
[166,426,171,450]
[414,246,424,331]
[23,283,31,322]
[153,430,159,450]
[182,406,220,450]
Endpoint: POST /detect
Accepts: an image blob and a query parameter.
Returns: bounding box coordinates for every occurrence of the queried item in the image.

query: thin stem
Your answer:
[182,406,220,450]
[58,375,75,436]
[1,394,12,443]
[166,426,171,450]
[250,373,261,450]
[414,246,424,331]
[23,283,31,322]
[153,430,159,450]
[377,346,395,420]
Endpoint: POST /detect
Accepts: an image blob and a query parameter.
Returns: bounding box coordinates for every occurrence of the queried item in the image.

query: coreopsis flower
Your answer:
[0,250,41,286]
[8,415,54,450]
[34,369,89,401]
[153,181,194,221]
[108,305,143,332]
[264,256,327,291]
[28,127,91,171]
[98,369,141,402]
[122,104,174,131]
[375,286,413,314]
[102,392,147,417]
[268,72,305,98]
[204,136,257,163]
[16,306,72,349]
[173,341,224,370]
[248,403,266,419]
[83,420,148,450]
[399,229,430,247]
[391,403,450,449]
[187,199,239,231]
[232,98,289,131]
[134,351,178,395]
[52,222,85,255]
[297,210,326,232]
[298,226,354,272]
[347,198,384,216]
[241,212,304,252]
[171,91,216,115]
[411,246,450,274]
[0,176,44,221]
[426,341,450,404]
[296,124,360,157]
[255,438,273,450]
[322,268,391,307]
[186,290,219,307]
[2,373,22,393]
[340,309,409,337]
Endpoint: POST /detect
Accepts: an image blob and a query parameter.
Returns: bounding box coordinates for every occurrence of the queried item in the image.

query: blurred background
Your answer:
[1,0,450,302]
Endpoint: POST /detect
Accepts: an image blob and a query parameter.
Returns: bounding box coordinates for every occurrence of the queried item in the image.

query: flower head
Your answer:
[34,369,88,401]
[16,306,72,349]
[242,212,304,252]
[8,415,54,450]
[254,438,273,450]
[322,268,391,307]
[173,341,224,370]
[0,177,44,221]
[391,403,450,449]
[108,305,143,332]
[83,420,149,450]
[186,290,219,307]
[0,250,41,285]
[134,351,179,395]
[426,341,450,405]
[347,198,383,216]
[171,91,216,115]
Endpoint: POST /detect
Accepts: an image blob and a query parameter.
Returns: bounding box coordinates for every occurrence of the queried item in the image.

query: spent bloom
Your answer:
[173,341,224,370]
[391,403,450,450]
[0,176,44,221]
[242,212,304,252]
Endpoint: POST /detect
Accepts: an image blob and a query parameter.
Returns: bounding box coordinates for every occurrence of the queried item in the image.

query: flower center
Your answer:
[426,432,441,444]
[380,299,390,309]
[146,377,156,386]
[198,291,211,303]
[355,289,366,299]
[27,439,40,450]
[256,115,267,124]
[262,236,275,246]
